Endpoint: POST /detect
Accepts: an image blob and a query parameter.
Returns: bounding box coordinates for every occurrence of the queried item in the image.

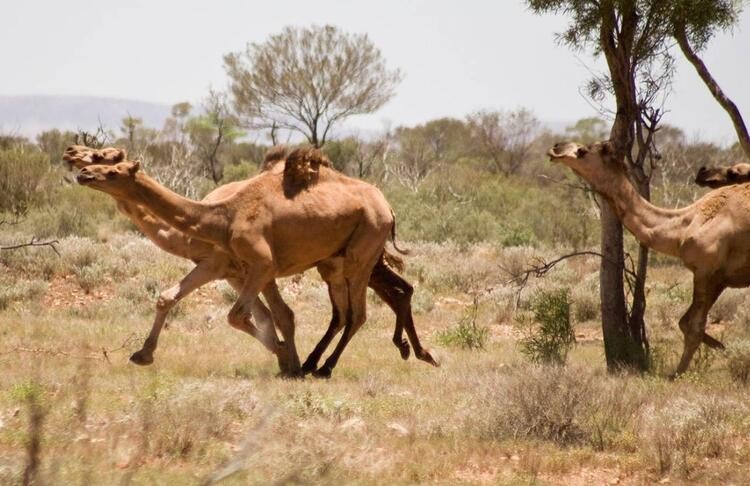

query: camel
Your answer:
[546,140,750,376]
[70,147,437,377]
[695,162,750,188]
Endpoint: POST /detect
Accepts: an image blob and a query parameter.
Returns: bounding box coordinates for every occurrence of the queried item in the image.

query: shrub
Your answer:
[641,395,734,477]
[520,288,575,364]
[726,339,750,385]
[437,300,488,350]
[0,147,52,216]
[221,160,258,183]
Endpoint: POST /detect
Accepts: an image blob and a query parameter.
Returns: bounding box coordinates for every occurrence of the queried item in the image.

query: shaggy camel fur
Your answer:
[74,149,430,377]
[547,140,750,376]
[695,162,750,188]
[64,145,437,375]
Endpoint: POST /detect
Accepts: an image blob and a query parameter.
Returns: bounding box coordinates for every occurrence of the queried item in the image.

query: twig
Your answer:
[0,346,106,361]
[502,250,638,306]
[0,237,60,256]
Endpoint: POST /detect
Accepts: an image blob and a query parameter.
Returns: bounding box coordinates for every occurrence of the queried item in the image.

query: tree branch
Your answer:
[674,20,750,159]
[0,237,60,256]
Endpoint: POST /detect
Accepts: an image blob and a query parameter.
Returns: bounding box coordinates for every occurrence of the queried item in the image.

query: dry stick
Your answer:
[0,237,60,256]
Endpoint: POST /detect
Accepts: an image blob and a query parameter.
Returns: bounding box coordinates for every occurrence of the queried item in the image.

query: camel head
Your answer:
[547,140,624,191]
[63,145,127,170]
[695,162,750,188]
[283,147,331,186]
[76,160,141,198]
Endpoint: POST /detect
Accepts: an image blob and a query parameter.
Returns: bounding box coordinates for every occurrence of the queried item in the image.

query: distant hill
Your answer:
[0,95,172,139]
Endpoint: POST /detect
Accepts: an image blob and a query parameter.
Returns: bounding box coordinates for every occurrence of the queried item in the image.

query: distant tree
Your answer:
[224,24,402,147]
[120,115,143,150]
[467,109,539,175]
[186,90,244,183]
[564,117,609,145]
[391,118,469,191]
[36,129,77,165]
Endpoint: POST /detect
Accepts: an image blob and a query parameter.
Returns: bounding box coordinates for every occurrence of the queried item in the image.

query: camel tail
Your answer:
[382,249,405,273]
[389,209,409,256]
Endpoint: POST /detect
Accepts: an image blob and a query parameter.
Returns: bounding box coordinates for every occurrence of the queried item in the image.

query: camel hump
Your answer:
[283,147,331,187]
[261,145,289,170]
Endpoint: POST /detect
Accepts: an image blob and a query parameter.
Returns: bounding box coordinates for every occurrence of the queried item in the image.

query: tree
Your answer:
[528,0,744,372]
[224,25,402,147]
[186,90,244,183]
[565,117,609,145]
[467,108,540,175]
[391,118,469,191]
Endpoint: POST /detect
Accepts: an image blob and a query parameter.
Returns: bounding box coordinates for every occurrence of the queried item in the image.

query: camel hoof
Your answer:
[395,339,411,360]
[416,349,440,368]
[703,333,725,350]
[277,369,305,380]
[129,350,154,366]
[300,361,318,376]
[312,366,333,379]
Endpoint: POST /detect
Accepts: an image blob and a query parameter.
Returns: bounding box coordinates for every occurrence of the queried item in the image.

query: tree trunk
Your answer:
[674,22,750,159]
[599,200,632,370]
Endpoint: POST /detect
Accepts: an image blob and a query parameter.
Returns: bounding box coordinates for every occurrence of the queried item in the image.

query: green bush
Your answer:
[221,160,258,183]
[520,288,575,364]
[437,300,488,350]
[0,147,52,216]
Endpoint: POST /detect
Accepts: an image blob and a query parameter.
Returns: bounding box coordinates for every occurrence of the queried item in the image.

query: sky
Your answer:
[2,0,749,144]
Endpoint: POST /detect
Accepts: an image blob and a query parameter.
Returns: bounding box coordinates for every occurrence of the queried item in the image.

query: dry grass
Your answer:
[1,234,750,484]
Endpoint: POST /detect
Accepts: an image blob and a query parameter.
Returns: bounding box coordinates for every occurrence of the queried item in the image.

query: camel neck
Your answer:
[128,173,228,247]
[598,174,690,257]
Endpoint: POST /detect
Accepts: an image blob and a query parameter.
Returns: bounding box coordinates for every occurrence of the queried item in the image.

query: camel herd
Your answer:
[63,142,750,377]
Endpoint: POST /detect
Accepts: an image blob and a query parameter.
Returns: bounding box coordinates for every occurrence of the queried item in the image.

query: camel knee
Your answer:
[156,289,179,313]
[227,306,247,331]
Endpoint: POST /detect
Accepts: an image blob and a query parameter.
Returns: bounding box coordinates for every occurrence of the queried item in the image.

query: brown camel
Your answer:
[72,148,436,377]
[695,162,750,188]
[547,140,750,376]
[64,145,437,375]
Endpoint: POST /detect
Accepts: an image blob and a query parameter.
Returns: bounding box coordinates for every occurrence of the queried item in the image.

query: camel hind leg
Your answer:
[369,260,438,367]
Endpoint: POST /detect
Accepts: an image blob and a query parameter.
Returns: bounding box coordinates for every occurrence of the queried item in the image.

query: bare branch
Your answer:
[0,237,60,255]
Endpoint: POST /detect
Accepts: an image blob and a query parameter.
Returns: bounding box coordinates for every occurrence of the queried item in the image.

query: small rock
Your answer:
[387,422,409,437]
[510,454,520,462]
[659,478,670,484]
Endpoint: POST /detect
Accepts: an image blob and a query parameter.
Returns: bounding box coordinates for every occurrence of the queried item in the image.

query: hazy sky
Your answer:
[2,0,748,144]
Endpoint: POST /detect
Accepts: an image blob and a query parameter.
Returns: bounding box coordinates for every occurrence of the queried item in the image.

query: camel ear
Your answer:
[128,160,140,175]
[114,149,126,163]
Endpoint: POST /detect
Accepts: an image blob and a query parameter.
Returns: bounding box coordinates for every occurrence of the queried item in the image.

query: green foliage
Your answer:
[520,288,575,364]
[0,147,52,216]
[221,161,258,183]
[437,300,489,350]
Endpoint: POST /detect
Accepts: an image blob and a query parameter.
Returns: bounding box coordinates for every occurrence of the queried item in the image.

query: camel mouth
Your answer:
[76,173,97,185]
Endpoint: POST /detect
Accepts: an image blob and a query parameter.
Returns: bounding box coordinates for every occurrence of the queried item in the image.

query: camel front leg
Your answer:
[301,259,349,374]
[315,275,369,378]
[262,282,301,375]
[130,259,222,365]
[227,269,286,363]
[673,278,724,377]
